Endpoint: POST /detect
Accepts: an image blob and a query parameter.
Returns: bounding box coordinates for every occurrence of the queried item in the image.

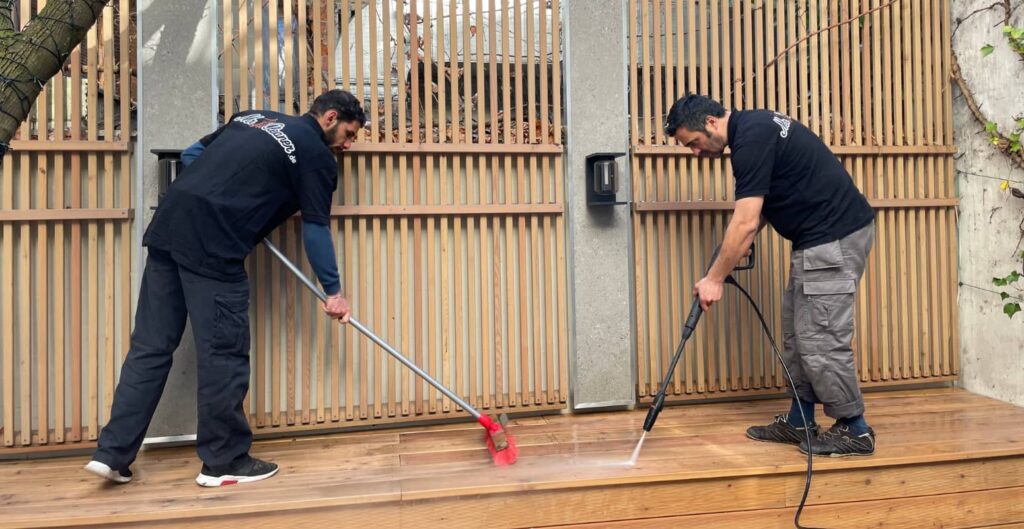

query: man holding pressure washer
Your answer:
[85,90,366,486]
[665,94,877,457]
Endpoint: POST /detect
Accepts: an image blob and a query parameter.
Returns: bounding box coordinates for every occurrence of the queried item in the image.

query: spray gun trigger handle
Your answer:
[733,242,756,271]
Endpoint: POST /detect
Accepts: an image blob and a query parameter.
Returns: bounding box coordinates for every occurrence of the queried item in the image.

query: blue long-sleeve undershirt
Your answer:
[301,221,340,296]
[180,140,205,166]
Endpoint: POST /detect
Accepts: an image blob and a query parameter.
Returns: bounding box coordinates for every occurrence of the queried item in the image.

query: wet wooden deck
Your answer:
[2,388,1023,528]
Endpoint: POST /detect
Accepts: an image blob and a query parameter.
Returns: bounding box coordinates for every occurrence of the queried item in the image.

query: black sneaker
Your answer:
[84,460,133,484]
[195,455,279,487]
[799,423,876,457]
[746,413,819,445]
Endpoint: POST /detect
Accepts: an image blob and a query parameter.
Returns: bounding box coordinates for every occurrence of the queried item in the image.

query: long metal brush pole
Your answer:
[261,238,483,419]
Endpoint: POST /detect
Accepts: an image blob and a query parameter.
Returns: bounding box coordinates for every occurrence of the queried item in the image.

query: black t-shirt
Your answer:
[728,109,875,250]
[144,111,338,280]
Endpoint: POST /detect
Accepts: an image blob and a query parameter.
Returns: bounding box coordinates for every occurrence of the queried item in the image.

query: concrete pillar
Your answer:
[135,0,218,439]
[563,1,636,410]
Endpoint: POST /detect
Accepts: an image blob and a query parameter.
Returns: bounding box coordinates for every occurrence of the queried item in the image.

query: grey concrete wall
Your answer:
[136,0,218,438]
[952,0,1024,407]
[563,1,636,409]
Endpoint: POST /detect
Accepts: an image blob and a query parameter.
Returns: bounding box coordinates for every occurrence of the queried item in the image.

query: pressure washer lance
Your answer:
[641,244,753,434]
[262,238,518,466]
[637,243,820,529]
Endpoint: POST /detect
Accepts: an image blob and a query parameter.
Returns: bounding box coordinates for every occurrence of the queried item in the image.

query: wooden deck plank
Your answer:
[60,461,1024,529]
[1,389,1022,528]
[544,487,1024,529]
[119,486,1024,529]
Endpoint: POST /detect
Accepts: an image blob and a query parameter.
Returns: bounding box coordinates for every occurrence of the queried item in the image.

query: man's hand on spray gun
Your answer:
[693,248,754,312]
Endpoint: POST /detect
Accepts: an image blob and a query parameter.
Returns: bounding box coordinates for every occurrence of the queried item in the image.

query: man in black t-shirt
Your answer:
[665,94,876,457]
[85,90,366,486]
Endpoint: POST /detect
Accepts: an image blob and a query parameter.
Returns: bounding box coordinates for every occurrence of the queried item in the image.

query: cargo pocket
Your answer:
[803,240,844,271]
[803,279,856,330]
[212,290,250,361]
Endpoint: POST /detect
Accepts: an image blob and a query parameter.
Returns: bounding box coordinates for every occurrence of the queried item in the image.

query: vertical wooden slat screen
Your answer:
[219,0,567,434]
[628,0,958,403]
[0,2,135,452]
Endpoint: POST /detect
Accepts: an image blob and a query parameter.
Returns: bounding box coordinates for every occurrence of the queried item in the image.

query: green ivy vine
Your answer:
[977,14,1024,318]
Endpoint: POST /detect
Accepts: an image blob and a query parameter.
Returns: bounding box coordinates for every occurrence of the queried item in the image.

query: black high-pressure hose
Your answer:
[729,278,819,529]
[641,248,820,529]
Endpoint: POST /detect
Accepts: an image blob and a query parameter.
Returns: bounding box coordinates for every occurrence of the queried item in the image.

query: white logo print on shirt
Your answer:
[234,113,298,164]
[772,112,792,138]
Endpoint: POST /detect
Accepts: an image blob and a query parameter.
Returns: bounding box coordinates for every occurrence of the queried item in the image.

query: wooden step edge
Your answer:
[0,491,402,529]
[11,451,1024,529]
[400,448,1024,501]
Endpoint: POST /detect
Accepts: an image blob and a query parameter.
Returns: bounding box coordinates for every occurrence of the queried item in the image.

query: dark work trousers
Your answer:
[93,247,252,470]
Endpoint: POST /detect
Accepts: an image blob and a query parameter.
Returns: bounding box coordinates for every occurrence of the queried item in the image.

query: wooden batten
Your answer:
[1,2,134,452]
[0,0,959,454]
[208,0,571,439]
[628,0,957,401]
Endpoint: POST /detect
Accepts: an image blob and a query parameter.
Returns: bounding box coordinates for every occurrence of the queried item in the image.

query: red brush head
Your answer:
[477,415,518,466]
[476,414,501,433]
[484,429,518,467]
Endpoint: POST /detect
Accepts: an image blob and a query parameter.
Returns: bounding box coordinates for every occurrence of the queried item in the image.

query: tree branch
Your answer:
[1001,0,1024,63]
[0,0,109,159]
[0,0,16,37]
[952,1,1005,39]
[733,0,901,99]
[765,0,900,70]
[1000,0,1013,25]
[951,52,1024,170]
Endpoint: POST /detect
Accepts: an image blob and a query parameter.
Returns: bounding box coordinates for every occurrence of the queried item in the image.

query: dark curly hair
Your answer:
[664,94,726,136]
[308,89,367,127]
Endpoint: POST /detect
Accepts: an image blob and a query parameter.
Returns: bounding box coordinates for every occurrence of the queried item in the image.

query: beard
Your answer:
[701,135,726,157]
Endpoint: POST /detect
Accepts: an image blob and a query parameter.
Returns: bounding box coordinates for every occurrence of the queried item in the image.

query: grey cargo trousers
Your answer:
[782,222,874,420]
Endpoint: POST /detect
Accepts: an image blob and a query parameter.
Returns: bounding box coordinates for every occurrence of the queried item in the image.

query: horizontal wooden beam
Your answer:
[248,402,566,436]
[346,142,563,155]
[634,198,958,212]
[7,140,132,153]
[0,208,134,221]
[633,198,959,212]
[1,205,563,222]
[329,204,564,217]
[831,145,960,155]
[634,201,737,212]
[632,144,958,156]
[870,198,960,208]
[654,376,961,403]
[0,436,97,458]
